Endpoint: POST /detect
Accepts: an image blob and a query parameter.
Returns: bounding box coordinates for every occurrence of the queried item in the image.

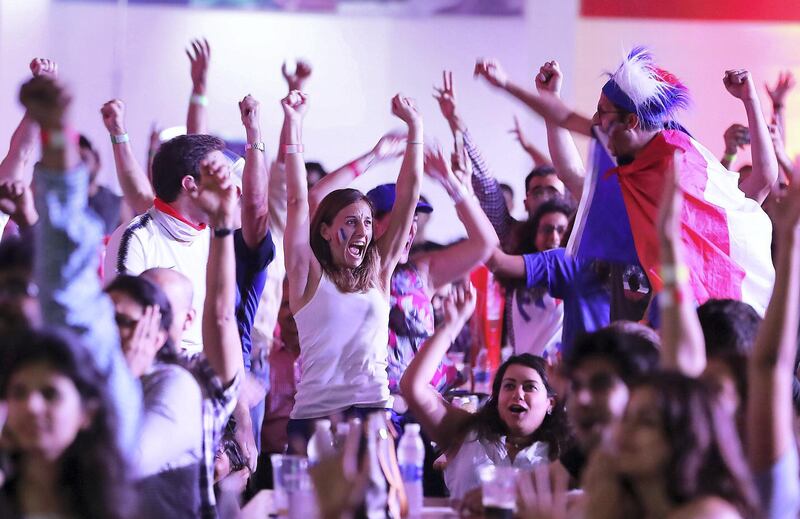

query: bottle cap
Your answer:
[405,423,421,434]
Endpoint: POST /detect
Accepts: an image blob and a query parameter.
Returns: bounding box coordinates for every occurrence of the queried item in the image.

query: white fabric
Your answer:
[444,431,549,500]
[104,206,210,353]
[511,287,563,357]
[692,137,775,316]
[136,363,203,478]
[291,274,390,419]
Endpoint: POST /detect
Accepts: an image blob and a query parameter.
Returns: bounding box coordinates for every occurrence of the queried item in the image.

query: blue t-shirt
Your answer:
[234,229,275,370]
[523,248,610,351]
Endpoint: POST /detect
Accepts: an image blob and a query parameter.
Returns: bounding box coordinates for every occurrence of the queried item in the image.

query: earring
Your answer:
[546,408,552,415]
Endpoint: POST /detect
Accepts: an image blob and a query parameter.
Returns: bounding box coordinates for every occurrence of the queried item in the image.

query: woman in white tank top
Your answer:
[280,91,423,441]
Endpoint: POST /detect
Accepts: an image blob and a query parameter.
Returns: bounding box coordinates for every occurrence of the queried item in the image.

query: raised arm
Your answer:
[278,60,312,164]
[769,124,796,183]
[238,95,270,249]
[420,145,498,292]
[20,75,142,456]
[399,284,475,450]
[485,247,526,279]
[376,95,423,278]
[0,59,58,184]
[535,60,586,203]
[747,170,800,472]
[191,157,244,386]
[765,71,794,141]
[308,132,405,214]
[510,116,550,167]
[725,70,779,204]
[101,99,153,213]
[720,124,748,170]
[474,58,593,137]
[281,91,319,311]
[186,38,210,135]
[657,154,707,377]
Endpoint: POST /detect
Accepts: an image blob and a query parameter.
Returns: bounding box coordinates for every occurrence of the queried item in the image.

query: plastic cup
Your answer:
[271,454,314,517]
[478,465,518,518]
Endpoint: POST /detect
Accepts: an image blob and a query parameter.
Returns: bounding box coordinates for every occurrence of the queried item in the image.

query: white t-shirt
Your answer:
[291,274,390,419]
[104,205,210,354]
[136,362,203,478]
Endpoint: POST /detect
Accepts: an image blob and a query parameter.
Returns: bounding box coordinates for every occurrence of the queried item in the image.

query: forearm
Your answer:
[742,98,779,202]
[486,248,526,279]
[203,233,243,385]
[284,119,308,209]
[454,195,499,259]
[400,321,459,399]
[241,125,270,249]
[0,114,38,182]
[524,142,550,167]
[464,130,515,241]
[545,120,585,203]
[112,141,154,214]
[658,240,706,377]
[309,150,373,212]
[187,86,208,135]
[504,81,593,137]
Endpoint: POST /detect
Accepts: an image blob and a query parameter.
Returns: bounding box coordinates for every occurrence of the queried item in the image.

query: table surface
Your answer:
[243,491,458,517]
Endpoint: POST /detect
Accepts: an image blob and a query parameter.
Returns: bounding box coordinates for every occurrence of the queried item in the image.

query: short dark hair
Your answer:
[499,183,514,198]
[104,275,173,335]
[79,134,94,151]
[151,134,225,202]
[697,299,760,359]
[306,161,327,178]
[564,325,660,384]
[524,165,557,193]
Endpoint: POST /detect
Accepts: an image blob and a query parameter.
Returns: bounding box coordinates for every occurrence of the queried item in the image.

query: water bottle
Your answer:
[473,348,492,395]
[397,423,425,517]
[307,419,335,464]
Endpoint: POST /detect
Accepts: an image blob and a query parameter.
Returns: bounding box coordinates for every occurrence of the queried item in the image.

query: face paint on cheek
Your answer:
[338,228,348,244]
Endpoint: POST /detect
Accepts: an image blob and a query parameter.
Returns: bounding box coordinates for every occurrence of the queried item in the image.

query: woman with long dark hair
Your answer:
[400,284,567,508]
[0,328,133,519]
[583,372,759,519]
[281,90,423,442]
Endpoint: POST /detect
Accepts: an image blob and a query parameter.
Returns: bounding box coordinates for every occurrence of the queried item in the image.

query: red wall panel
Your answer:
[581,0,800,23]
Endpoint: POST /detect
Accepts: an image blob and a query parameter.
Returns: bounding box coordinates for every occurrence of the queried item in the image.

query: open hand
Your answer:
[433,70,461,129]
[186,38,211,93]
[190,157,238,228]
[391,94,422,127]
[371,132,406,161]
[0,180,37,228]
[281,90,308,121]
[123,305,164,378]
[100,99,127,135]
[535,60,562,96]
[29,58,58,79]
[19,76,72,129]
[517,463,569,519]
[766,70,795,107]
[282,59,313,92]
[723,69,757,102]
[443,282,476,331]
[474,58,508,89]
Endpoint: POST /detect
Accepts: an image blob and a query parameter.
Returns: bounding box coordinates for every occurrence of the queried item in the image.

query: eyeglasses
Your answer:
[528,186,560,198]
[0,279,38,299]
[538,224,568,236]
[595,106,625,117]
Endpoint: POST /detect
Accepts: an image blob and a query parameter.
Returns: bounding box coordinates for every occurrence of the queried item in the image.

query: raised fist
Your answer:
[100,99,127,135]
[281,90,308,121]
[29,58,58,79]
[239,94,261,131]
[723,69,757,102]
[391,94,421,127]
[536,60,562,95]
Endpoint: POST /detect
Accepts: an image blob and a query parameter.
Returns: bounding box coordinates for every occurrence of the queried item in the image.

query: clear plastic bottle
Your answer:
[397,423,425,517]
[473,348,492,395]
[307,418,335,464]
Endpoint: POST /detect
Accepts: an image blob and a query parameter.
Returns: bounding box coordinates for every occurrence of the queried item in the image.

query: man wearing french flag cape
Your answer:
[571,47,777,315]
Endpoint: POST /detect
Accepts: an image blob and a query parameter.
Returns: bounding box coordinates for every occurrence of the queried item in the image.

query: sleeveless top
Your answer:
[291,274,391,419]
[444,430,550,500]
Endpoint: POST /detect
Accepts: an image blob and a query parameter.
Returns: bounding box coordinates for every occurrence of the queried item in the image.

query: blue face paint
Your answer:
[338,228,347,243]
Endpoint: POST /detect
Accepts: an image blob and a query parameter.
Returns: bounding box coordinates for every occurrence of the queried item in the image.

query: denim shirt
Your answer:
[33,164,142,458]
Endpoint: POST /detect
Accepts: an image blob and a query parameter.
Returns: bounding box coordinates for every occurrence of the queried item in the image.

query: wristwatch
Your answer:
[245,141,266,152]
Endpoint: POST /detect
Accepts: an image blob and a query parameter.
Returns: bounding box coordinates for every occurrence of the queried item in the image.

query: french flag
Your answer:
[567,129,775,315]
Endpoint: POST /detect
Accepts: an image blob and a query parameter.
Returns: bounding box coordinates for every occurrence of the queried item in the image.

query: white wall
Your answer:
[0,0,579,244]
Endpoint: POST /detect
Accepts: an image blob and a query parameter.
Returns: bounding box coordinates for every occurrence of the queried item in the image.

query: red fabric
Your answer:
[609,130,744,304]
[581,0,800,22]
[153,197,207,231]
[469,266,505,372]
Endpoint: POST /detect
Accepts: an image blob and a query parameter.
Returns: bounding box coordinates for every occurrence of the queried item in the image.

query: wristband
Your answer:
[408,141,424,145]
[723,152,737,163]
[659,263,689,285]
[245,141,266,152]
[110,133,130,145]
[190,93,208,106]
[284,144,304,154]
[349,161,363,177]
[40,127,79,150]
[659,286,684,308]
[213,227,233,238]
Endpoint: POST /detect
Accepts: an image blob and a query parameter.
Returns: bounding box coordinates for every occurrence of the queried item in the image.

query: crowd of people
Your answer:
[0,35,799,519]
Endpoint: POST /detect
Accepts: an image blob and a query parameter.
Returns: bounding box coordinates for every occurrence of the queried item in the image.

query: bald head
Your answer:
[140,268,195,344]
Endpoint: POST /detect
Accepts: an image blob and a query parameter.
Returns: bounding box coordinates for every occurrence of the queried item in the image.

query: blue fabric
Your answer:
[233,229,275,370]
[523,248,610,351]
[33,165,142,459]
